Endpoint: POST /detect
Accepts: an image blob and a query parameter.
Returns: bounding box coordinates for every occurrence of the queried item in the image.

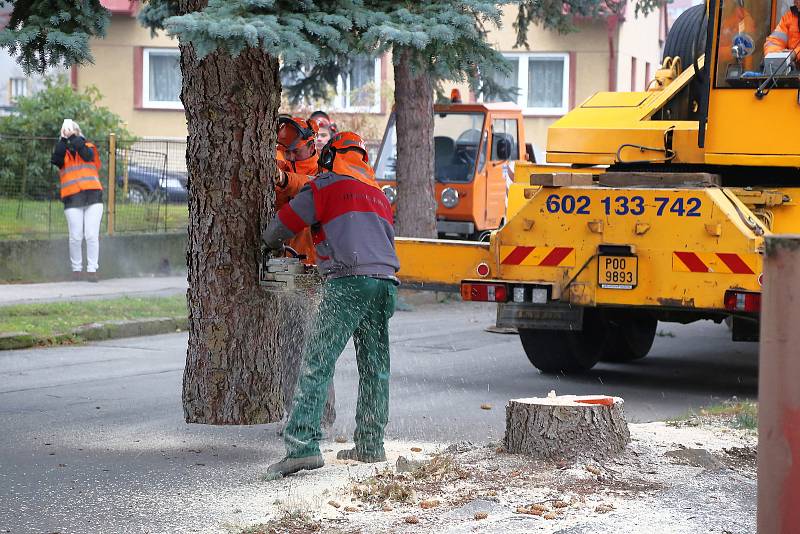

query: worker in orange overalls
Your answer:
[275,116,319,264]
[274,115,336,434]
[764,0,800,55]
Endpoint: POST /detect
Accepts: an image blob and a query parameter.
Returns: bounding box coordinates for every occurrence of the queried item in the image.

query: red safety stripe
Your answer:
[539,247,573,267]
[315,179,393,225]
[675,251,709,273]
[716,253,755,275]
[277,205,307,234]
[501,246,535,265]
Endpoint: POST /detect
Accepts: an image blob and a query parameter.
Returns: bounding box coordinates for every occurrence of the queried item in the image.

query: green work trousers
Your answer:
[284,275,397,459]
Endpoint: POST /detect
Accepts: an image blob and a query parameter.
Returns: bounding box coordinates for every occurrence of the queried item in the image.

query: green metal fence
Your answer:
[0,135,188,239]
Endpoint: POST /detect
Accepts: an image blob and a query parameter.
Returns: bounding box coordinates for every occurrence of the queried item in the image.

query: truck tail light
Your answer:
[724,290,761,313]
[461,282,508,302]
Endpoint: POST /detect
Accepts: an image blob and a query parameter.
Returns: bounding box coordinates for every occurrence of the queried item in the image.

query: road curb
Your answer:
[0,316,189,350]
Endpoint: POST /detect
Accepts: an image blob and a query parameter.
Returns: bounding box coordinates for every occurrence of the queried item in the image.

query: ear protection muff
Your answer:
[277,116,315,151]
[319,132,369,171]
[318,142,336,170]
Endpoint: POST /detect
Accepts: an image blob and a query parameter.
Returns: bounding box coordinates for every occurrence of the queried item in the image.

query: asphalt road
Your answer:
[0,300,757,533]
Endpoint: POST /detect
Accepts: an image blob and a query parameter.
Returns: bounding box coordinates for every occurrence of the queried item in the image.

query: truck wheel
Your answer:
[518,309,607,374]
[659,4,707,121]
[662,4,707,71]
[601,313,657,363]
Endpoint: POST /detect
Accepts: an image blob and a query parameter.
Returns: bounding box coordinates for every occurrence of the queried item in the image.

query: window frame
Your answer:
[496,52,571,117]
[9,77,28,102]
[141,48,183,110]
[333,56,382,113]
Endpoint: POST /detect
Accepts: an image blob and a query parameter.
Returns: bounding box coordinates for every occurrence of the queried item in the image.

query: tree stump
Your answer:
[504,395,629,460]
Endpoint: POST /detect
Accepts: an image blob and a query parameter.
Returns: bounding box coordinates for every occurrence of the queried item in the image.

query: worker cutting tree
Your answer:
[264,131,400,478]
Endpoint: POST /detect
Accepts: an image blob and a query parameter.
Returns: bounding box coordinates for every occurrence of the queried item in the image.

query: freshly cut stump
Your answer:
[504,395,629,460]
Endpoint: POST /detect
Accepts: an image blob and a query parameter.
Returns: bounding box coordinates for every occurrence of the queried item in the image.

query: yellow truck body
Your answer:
[396,0,800,373]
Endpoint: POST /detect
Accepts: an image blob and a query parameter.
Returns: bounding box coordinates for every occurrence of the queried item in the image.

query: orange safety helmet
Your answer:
[309,110,337,134]
[318,131,369,170]
[277,116,317,152]
[318,131,378,189]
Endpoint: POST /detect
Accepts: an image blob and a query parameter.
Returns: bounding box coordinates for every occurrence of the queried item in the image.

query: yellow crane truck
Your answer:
[395,0,800,373]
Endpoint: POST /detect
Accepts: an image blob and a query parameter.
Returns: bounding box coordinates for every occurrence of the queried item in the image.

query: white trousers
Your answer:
[64,203,103,273]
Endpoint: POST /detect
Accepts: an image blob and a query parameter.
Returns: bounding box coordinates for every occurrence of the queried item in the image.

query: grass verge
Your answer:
[0,294,187,342]
[0,197,188,239]
[667,399,758,430]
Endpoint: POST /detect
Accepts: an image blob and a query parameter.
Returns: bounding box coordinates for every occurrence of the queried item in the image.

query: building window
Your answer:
[9,78,28,102]
[488,53,570,116]
[142,48,182,109]
[333,55,381,113]
[631,57,638,91]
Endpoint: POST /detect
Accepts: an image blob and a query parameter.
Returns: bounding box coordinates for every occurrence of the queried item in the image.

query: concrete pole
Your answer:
[107,133,116,236]
[758,235,800,534]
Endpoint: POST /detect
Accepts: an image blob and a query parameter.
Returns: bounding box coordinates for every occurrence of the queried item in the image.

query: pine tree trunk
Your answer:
[393,48,436,238]
[504,396,630,460]
[178,0,286,424]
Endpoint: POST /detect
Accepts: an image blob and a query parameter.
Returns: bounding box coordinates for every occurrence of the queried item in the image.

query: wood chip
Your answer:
[552,500,569,509]
[595,504,615,514]
[334,436,347,443]
[586,464,602,476]
[419,499,440,509]
[543,512,557,520]
[404,515,419,524]
[530,504,548,513]
[382,505,393,512]
[327,500,340,508]
[474,512,488,520]
[480,403,493,410]
[411,447,422,452]
[344,506,359,512]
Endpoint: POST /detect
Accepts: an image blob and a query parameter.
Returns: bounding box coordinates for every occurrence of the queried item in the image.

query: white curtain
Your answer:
[149,53,181,103]
[488,57,519,103]
[528,59,564,109]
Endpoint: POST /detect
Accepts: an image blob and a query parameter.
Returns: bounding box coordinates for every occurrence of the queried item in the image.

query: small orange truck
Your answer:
[374,95,531,240]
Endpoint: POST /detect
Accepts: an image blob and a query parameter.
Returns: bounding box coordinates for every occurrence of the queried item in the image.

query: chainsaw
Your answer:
[258,245,320,292]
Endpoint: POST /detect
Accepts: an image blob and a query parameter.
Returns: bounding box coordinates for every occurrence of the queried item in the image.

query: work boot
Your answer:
[265,455,324,479]
[86,272,99,283]
[336,448,386,463]
[71,271,83,282]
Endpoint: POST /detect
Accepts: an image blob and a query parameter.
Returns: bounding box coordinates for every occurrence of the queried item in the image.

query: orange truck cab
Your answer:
[374,100,530,240]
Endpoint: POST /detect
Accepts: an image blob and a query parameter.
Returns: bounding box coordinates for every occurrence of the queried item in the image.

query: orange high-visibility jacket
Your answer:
[764,8,800,55]
[59,142,102,199]
[276,151,318,264]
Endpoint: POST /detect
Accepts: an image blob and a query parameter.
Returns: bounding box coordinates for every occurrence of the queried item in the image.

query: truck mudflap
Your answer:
[490,185,767,310]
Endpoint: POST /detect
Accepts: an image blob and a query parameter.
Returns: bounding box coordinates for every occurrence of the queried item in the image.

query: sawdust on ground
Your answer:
[213,421,756,534]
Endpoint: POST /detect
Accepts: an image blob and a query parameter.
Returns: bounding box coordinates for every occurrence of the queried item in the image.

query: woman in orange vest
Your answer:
[51,119,103,282]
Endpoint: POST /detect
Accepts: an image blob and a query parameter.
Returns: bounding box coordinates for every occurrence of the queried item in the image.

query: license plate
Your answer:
[598,255,638,289]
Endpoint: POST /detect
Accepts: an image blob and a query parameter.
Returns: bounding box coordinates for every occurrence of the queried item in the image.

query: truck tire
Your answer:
[601,313,658,363]
[662,4,707,70]
[659,4,708,121]
[518,309,607,374]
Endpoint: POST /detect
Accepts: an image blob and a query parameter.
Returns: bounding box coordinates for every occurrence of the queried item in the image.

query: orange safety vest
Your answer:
[59,141,102,200]
[765,8,800,55]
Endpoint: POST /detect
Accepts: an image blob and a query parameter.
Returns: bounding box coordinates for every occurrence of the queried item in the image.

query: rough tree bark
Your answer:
[393,48,436,238]
[504,395,630,460]
[179,0,286,424]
